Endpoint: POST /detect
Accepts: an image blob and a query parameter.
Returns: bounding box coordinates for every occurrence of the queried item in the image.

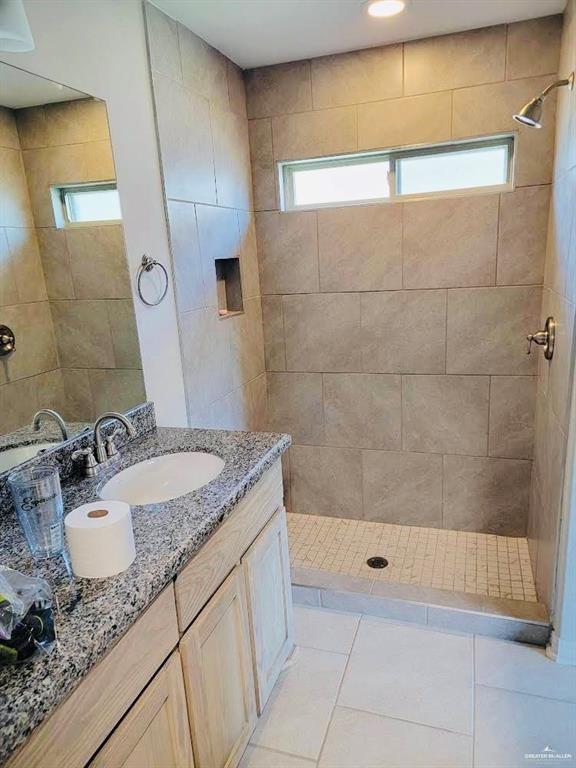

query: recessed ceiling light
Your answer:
[366,0,406,18]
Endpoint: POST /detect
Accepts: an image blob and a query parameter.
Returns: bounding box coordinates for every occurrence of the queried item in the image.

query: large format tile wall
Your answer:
[13,98,145,420]
[0,107,61,433]
[145,4,266,431]
[529,0,576,612]
[247,16,563,536]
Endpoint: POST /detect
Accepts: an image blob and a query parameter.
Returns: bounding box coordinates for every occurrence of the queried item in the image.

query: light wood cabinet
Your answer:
[180,567,257,768]
[90,652,194,768]
[243,508,294,713]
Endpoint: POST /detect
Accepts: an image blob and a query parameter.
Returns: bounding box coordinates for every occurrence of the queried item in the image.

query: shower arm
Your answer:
[537,72,574,101]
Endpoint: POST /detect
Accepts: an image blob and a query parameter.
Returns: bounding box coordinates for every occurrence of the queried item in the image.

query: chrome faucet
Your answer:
[93,412,136,464]
[32,409,69,441]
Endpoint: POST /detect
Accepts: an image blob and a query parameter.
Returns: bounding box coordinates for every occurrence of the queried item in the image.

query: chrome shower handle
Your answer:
[527,316,555,360]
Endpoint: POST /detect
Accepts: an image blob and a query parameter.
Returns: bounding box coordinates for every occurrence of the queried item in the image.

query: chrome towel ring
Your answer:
[137,254,169,306]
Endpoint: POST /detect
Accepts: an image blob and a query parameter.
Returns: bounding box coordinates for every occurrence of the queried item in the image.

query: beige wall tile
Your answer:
[246,61,312,119]
[404,25,506,95]
[546,288,576,425]
[227,61,247,117]
[166,199,205,313]
[4,227,47,303]
[145,2,182,82]
[506,16,562,80]
[178,23,228,107]
[0,107,19,149]
[51,300,115,369]
[36,227,74,300]
[402,374,489,455]
[268,372,324,444]
[2,302,58,380]
[66,225,131,299]
[516,127,556,187]
[0,377,39,433]
[90,369,146,415]
[61,368,94,421]
[497,186,551,285]
[14,106,49,150]
[362,450,443,526]
[361,289,447,374]
[553,2,576,178]
[318,204,402,292]
[324,373,401,449]
[212,106,252,210]
[447,286,541,374]
[255,210,318,294]
[262,295,286,371]
[358,92,451,151]
[0,228,19,307]
[108,299,142,369]
[311,45,402,109]
[283,293,361,372]
[83,139,116,181]
[544,172,576,301]
[35,368,66,414]
[272,106,357,161]
[0,147,34,227]
[290,444,363,518]
[489,376,536,459]
[403,195,499,289]
[43,100,110,148]
[152,72,216,205]
[238,210,260,300]
[230,296,265,386]
[195,203,241,307]
[248,118,277,211]
[443,455,531,535]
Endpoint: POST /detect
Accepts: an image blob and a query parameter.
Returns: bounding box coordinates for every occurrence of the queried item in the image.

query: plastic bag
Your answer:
[0,567,56,665]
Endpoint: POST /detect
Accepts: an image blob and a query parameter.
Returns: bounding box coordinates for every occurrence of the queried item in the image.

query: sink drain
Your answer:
[366,556,389,569]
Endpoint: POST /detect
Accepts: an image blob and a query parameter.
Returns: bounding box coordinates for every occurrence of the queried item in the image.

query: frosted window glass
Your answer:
[292,160,390,207]
[397,145,509,195]
[65,187,121,223]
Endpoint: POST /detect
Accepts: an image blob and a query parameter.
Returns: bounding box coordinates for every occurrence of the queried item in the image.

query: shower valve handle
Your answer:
[526,330,548,354]
[526,316,556,360]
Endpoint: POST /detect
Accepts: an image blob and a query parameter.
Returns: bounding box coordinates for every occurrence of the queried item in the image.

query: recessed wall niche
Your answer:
[215,258,244,318]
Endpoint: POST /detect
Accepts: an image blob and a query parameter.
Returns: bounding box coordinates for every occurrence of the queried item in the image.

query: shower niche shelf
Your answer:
[215,257,244,319]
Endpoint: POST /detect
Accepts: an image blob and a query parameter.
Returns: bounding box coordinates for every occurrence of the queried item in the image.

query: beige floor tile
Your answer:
[475,637,576,702]
[338,618,474,734]
[474,686,576,768]
[294,605,360,654]
[251,646,347,760]
[240,745,315,768]
[319,706,472,768]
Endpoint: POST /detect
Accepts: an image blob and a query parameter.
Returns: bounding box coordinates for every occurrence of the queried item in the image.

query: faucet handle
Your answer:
[72,448,99,478]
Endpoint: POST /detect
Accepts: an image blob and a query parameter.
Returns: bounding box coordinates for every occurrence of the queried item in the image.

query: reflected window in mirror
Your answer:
[52,182,122,228]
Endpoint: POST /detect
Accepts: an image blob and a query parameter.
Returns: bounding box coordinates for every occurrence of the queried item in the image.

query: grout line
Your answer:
[246,742,316,764]
[335,703,474,739]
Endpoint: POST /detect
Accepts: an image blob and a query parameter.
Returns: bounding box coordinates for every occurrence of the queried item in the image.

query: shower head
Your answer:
[513,72,574,129]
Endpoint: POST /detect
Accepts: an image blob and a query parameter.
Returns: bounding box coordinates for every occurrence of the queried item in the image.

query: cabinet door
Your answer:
[243,508,294,713]
[180,567,257,768]
[90,651,194,768]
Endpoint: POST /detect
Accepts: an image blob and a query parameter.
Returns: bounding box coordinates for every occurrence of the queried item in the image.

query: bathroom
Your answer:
[0,0,574,765]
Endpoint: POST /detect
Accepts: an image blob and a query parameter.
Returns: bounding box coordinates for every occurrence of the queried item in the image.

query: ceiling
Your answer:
[0,62,87,109]
[152,0,566,69]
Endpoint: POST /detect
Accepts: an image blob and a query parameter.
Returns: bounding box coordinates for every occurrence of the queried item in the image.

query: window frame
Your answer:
[51,181,122,228]
[279,134,516,212]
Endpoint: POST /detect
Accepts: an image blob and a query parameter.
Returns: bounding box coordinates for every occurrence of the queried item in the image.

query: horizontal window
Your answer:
[280,135,514,211]
[52,182,122,227]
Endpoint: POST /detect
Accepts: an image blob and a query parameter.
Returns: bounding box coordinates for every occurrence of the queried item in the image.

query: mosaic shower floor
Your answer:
[287,513,538,603]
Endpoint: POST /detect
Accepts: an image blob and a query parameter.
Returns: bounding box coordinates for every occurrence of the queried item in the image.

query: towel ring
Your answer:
[137,255,169,306]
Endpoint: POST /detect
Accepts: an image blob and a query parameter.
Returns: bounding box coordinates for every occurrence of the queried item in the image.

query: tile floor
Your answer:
[288,513,537,602]
[240,605,576,768]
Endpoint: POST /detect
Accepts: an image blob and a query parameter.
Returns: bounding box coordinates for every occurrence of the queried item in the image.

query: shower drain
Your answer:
[366,556,389,569]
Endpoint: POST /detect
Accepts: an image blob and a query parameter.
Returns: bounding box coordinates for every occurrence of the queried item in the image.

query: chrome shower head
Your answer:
[513,73,574,129]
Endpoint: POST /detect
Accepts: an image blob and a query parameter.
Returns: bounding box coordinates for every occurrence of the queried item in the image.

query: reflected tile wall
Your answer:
[245,15,563,539]
[146,2,266,432]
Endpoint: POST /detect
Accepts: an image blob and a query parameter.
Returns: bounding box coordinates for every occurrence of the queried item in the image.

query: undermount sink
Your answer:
[99,452,225,505]
[0,442,58,474]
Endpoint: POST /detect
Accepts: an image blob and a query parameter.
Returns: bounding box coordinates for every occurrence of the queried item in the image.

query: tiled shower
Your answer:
[145,4,576,618]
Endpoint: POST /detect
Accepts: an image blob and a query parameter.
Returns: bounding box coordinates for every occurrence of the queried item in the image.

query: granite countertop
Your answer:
[0,425,290,765]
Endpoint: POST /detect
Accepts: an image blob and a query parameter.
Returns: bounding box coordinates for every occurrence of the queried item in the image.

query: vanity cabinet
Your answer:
[180,568,256,768]
[243,508,293,713]
[90,652,194,768]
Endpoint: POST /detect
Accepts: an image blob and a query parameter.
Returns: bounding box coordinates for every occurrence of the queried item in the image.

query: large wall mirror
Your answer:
[0,62,145,472]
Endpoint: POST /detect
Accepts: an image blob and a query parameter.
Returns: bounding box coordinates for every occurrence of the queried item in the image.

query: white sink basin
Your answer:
[99,452,225,505]
[0,442,58,473]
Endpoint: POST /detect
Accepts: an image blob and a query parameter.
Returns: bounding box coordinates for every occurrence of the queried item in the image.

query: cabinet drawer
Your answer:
[175,461,283,632]
[7,585,179,768]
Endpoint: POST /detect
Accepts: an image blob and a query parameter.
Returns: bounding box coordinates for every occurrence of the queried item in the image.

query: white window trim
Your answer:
[278,133,516,212]
[50,180,121,228]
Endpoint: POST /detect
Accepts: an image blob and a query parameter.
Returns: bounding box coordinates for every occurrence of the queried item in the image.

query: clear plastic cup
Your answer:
[8,465,64,559]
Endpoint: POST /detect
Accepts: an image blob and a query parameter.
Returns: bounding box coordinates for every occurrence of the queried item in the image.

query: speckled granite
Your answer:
[0,422,90,453]
[0,423,290,765]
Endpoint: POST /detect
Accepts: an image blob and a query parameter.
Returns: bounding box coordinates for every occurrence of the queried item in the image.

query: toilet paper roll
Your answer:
[65,500,136,579]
